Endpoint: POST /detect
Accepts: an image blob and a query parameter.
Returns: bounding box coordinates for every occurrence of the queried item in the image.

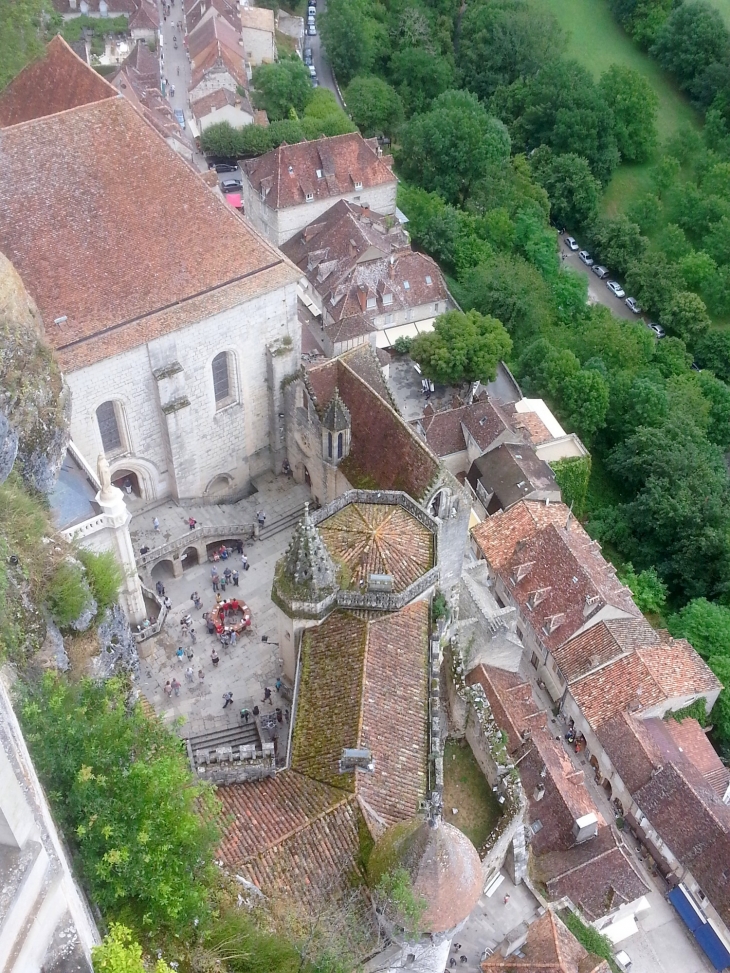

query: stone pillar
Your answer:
[94,482,147,626]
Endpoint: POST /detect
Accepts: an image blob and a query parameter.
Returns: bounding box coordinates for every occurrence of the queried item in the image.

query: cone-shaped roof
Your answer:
[322,387,351,432]
[368,816,482,934]
[282,502,338,594]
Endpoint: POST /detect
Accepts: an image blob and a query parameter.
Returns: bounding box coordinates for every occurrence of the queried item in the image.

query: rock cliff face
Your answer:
[0,251,70,492]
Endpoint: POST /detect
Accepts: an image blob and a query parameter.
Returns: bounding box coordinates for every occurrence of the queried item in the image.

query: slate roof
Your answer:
[0,35,115,127]
[412,394,512,458]
[467,442,559,510]
[304,353,439,502]
[318,502,434,593]
[472,502,640,653]
[0,45,298,372]
[242,134,396,211]
[482,909,611,973]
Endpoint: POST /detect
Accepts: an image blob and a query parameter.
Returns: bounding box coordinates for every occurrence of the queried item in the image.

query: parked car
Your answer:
[308,22,316,34]
[606,280,625,298]
[647,322,666,338]
[578,250,594,266]
[592,265,609,279]
[304,47,313,64]
[308,64,316,77]
[307,13,315,24]
[565,235,579,250]
[174,108,185,129]
[212,162,238,173]
[308,4,316,14]
[311,79,319,87]
[625,297,641,314]
[221,179,242,193]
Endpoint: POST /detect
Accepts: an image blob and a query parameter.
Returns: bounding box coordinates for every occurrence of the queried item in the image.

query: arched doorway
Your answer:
[206,538,239,561]
[113,469,141,497]
[181,546,199,571]
[428,488,447,518]
[206,474,232,497]
[151,559,175,582]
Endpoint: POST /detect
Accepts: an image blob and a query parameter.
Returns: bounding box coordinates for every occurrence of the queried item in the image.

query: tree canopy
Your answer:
[409,309,512,385]
[252,56,313,120]
[344,75,403,137]
[599,65,659,161]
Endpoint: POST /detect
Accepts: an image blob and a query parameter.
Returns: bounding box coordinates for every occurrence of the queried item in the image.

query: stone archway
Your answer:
[110,460,157,502]
[181,546,199,571]
[205,473,232,497]
[151,559,175,581]
[428,488,448,518]
[112,468,141,497]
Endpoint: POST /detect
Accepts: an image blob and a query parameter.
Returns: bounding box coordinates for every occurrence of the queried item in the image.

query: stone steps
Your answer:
[187,721,260,754]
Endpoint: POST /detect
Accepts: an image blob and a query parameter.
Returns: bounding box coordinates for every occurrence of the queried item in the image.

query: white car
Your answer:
[625,297,642,314]
[308,22,316,34]
[606,280,625,299]
[648,322,666,338]
[565,235,579,250]
[578,250,594,266]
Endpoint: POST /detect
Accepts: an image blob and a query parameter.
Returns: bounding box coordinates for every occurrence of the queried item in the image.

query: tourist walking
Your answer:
[241,553,249,571]
[275,677,283,693]
[229,629,237,646]
[164,680,172,697]
[232,569,239,586]
[211,570,220,592]
[185,666,194,683]
[240,707,250,723]
[188,517,197,530]
[211,648,220,667]
[176,646,185,664]
[223,691,233,709]
[257,510,266,529]
[171,677,181,696]
[153,516,160,532]
[261,687,272,704]
[198,669,205,684]
[156,580,165,597]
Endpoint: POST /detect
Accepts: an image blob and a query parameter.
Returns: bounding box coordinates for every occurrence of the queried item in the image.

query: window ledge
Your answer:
[215,397,240,414]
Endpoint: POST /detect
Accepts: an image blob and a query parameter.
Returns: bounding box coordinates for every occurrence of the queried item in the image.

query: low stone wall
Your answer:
[446,636,527,883]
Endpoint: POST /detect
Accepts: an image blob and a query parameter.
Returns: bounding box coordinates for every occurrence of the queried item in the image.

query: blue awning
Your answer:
[669,886,730,971]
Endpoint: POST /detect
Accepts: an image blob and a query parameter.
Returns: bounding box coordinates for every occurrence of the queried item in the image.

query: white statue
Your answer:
[97,452,115,501]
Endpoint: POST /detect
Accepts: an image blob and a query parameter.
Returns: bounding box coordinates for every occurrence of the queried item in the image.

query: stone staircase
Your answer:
[186,720,261,759]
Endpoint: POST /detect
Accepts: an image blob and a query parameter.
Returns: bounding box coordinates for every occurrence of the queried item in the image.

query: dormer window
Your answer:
[382,292,393,305]
[366,296,376,309]
[305,192,314,202]
[404,280,410,290]
[354,180,363,190]
[426,275,432,285]
[316,169,322,178]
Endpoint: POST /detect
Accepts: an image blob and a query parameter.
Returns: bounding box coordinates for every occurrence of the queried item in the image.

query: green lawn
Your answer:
[443,739,503,850]
[540,0,700,143]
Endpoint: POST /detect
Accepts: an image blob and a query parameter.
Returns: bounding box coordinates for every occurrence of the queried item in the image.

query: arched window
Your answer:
[327,432,333,458]
[97,401,122,453]
[212,352,231,404]
[337,432,343,458]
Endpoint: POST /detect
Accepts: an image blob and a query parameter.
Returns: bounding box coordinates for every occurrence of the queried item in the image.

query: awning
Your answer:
[669,885,730,971]
[382,322,421,346]
[225,193,242,208]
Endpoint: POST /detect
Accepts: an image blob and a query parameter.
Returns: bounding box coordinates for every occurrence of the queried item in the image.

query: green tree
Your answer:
[531,149,601,229]
[344,75,403,137]
[619,562,668,614]
[18,675,221,940]
[319,0,382,85]
[457,0,564,102]
[697,370,730,447]
[694,330,730,382]
[652,335,693,377]
[458,253,552,343]
[92,924,173,973]
[678,250,717,293]
[625,253,677,316]
[252,57,313,120]
[551,455,592,516]
[410,309,512,385]
[606,373,668,446]
[599,65,659,161]
[659,290,711,343]
[398,90,510,205]
[591,215,649,277]
[627,192,663,232]
[651,1,730,93]
[668,597,730,659]
[562,369,610,443]
[388,48,454,117]
[491,58,620,183]
[0,0,57,90]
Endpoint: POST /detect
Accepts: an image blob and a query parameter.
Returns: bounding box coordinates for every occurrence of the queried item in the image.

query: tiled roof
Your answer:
[185,0,240,33]
[483,909,611,973]
[467,665,543,752]
[340,345,396,408]
[569,653,668,729]
[189,11,246,89]
[507,408,553,446]
[413,394,512,459]
[239,6,275,31]
[304,355,439,502]
[217,770,349,862]
[192,87,236,120]
[644,717,730,798]
[467,443,558,511]
[462,397,514,452]
[242,134,396,211]
[540,831,650,921]
[283,201,448,330]
[472,501,640,651]
[292,603,429,824]
[634,762,730,924]
[129,0,159,30]
[553,617,661,683]
[595,711,662,795]
[318,502,434,593]
[0,66,298,372]
[0,36,115,127]
[636,640,721,700]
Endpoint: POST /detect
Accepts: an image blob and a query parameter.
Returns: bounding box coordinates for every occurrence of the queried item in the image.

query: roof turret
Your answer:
[322,387,351,432]
[282,502,338,594]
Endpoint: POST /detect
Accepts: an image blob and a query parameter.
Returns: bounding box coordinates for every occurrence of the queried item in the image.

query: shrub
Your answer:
[46,561,93,628]
[78,550,123,611]
[551,456,591,518]
[393,337,412,354]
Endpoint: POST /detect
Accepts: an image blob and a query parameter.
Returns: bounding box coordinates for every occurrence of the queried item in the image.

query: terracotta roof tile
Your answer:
[412,395,512,459]
[239,6,275,31]
[0,73,298,371]
[185,0,240,33]
[483,909,611,972]
[636,641,721,700]
[0,36,116,127]
[509,409,553,446]
[569,653,668,728]
[472,502,640,651]
[467,664,543,752]
[318,503,434,592]
[644,717,730,797]
[554,618,661,683]
[189,11,247,89]
[595,711,662,794]
[242,134,396,211]
[192,87,236,120]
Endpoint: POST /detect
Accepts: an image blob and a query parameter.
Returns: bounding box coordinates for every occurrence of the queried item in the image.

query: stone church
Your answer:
[0,37,301,505]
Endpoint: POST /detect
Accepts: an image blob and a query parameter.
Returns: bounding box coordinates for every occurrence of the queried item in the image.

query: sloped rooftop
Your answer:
[482,908,611,973]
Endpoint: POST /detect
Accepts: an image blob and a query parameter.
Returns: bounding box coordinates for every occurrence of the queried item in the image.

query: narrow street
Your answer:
[307,0,345,108]
[558,235,643,324]
[157,0,189,118]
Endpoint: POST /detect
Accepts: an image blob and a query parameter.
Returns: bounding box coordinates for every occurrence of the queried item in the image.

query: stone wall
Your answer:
[66,278,299,503]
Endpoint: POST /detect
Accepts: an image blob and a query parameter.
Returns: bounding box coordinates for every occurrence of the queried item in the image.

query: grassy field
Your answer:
[443,739,503,849]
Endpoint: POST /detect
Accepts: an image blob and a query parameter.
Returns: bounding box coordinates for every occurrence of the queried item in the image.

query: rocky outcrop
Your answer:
[92,606,140,680]
[0,251,70,493]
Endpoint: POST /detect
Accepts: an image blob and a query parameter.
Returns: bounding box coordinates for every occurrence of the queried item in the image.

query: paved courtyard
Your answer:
[131,473,310,741]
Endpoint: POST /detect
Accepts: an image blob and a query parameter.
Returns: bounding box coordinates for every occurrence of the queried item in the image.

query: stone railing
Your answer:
[136,523,255,570]
[188,740,276,783]
[61,512,113,543]
[134,585,168,643]
[336,566,439,612]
